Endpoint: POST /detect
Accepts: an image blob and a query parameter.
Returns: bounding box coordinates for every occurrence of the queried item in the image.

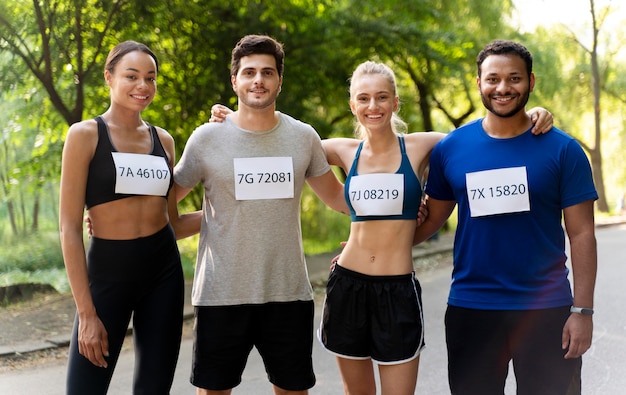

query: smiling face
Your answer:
[105,50,157,112]
[231,54,282,111]
[349,73,399,135]
[477,54,535,118]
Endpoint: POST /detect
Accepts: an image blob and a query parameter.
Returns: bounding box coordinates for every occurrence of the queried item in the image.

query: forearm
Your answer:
[306,171,350,215]
[569,231,597,308]
[412,219,445,245]
[60,231,96,318]
[412,198,456,245]
[171,210,202,239]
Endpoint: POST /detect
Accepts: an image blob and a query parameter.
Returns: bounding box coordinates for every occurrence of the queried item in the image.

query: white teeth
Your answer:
[133,95,148,100]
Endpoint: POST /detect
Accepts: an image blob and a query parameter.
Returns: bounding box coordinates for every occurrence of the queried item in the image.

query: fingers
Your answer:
[416,200,429,227]
[531,110,553,135]
[78,319,109,368]
[79,339,109,368]
[562,315,592,359]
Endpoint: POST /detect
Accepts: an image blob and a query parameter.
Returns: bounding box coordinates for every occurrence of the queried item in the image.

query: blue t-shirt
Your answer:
[425,119,597,310]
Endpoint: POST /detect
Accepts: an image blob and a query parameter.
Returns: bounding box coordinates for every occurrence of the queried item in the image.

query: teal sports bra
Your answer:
[344,135,422,221]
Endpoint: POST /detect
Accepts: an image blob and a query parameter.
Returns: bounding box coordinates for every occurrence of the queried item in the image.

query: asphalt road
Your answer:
[1,225,625,394]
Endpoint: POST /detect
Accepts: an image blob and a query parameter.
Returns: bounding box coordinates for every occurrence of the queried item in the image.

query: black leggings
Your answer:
[66,224,184,395]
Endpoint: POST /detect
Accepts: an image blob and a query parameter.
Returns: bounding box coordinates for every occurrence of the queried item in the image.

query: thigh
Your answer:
[370,273,425,364]
[255,301,316,392]
[379,357,420,395]
[132,250,184,394]
[191,305,254,391]
[445,306,510,395]
[336,357,376,395]
[512,307,582,395]
[318,265,370,359]
[66,280,133,395]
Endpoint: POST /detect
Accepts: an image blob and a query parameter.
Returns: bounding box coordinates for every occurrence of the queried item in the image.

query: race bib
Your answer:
[112,152,171,196]
[466,166,530,217]
[349,173,404,216]
[234,157,294,200]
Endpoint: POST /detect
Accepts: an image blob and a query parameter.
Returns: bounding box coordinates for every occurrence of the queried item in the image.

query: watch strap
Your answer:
[570,306,594,315]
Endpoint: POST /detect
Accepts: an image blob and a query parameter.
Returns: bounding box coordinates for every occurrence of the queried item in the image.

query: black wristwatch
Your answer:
[570,306,594,315]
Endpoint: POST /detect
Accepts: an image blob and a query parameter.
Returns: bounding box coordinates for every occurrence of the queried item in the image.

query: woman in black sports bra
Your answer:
[59,41,200,394]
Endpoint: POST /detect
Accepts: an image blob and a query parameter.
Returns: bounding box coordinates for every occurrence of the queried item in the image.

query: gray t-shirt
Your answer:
[175,112,331,306]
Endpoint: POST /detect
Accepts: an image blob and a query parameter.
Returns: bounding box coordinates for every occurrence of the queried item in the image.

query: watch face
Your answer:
[581,308,594,315]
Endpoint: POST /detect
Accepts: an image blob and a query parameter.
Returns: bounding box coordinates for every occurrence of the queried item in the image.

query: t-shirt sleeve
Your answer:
[424,141,455,201]
[305,128,331,178]
[560,139,598,208]
[174,124,207,189]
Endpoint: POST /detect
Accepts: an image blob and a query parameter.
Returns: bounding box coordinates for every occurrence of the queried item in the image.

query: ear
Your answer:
[349,99,357,115]
[104,70,112,87]
[231,74,237,92]
[529,73,535,93]
[393,95,399,112]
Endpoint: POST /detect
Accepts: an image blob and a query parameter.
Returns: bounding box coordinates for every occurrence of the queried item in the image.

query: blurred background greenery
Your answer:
[1,0,624,292]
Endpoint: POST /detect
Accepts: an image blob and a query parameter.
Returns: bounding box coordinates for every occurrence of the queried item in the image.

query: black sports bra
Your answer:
[84,116,173,209]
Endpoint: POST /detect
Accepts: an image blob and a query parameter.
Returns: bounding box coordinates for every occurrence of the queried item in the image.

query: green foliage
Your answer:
[1,0,625,288]
[0,268,69,294]
[301,184,351,255]
[0,231,64,273]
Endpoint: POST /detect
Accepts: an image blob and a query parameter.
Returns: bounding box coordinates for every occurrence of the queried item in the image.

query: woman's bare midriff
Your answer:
[87,196,169,240]
[338,219,416,276]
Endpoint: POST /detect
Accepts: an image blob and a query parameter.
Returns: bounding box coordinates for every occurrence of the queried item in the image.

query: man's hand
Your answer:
[562,313,593,359]
[416,199,429,227]
[84,215,93,237]
[528,107,553,135]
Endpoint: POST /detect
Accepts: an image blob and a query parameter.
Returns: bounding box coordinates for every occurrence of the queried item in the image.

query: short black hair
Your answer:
[477,40,533,78]
[230,35,285,77]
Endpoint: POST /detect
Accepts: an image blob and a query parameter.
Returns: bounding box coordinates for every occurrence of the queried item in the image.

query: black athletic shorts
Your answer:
[191,300,315,391]
[318,264,425,364]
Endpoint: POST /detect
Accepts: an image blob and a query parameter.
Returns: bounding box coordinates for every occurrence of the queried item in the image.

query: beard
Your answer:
[480,87,531,118]
[237,88,279,111]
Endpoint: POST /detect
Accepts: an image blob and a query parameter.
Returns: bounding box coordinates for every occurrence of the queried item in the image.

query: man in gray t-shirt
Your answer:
[174,35,347,395]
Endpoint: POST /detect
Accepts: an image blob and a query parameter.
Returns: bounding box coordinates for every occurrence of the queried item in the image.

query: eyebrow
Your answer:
[125,67,156,74]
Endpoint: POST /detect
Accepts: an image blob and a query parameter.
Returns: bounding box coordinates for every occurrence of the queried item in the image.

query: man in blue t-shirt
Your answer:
[413,40,597,395]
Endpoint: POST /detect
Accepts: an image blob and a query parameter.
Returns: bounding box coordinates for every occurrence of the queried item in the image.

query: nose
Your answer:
[253,73,264,85]
[367,98,378,109]
[496,79,510,92]
[136,78,148,90]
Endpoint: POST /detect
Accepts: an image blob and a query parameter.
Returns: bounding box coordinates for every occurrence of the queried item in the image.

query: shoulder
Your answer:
[65,119,98,147]
[322,137,361,151]
[322,137,361,169]
[62,119,99,163]
[187,121,223,142]
[437,119,482,146]
[66,118,98,137]
[278,112,317,134]
[154,125,173,143]
[153,125,176,160]
[404,130,447,148]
